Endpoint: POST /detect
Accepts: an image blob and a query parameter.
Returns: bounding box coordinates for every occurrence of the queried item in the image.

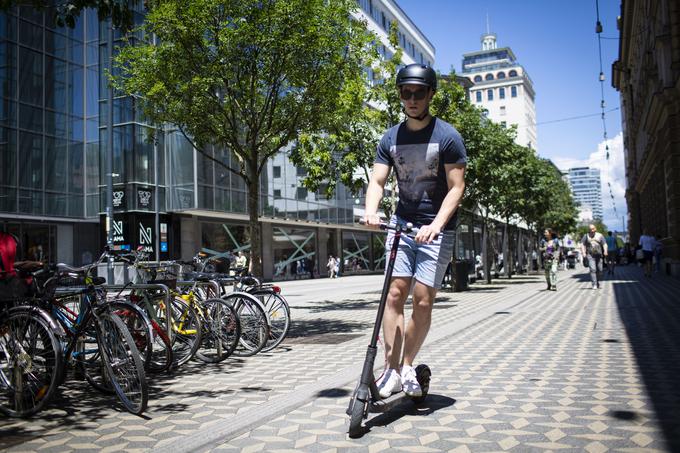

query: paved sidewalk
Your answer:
[2,266,680,452]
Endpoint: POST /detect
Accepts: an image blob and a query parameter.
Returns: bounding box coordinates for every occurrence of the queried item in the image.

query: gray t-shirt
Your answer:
[375,118,467,230]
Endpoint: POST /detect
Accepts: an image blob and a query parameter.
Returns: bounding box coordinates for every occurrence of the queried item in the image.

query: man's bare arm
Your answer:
[416,163,465,243]
[364,163,391,227]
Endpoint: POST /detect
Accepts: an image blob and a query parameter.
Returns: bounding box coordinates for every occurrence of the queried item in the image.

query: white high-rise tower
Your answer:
[462,32,537,150]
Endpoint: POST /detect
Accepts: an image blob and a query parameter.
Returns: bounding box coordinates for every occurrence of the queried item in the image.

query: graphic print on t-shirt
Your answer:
[390,142,440,205]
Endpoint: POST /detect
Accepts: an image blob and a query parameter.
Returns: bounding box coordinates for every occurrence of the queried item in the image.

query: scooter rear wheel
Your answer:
[348,397,366,438]
[410,364,431,404]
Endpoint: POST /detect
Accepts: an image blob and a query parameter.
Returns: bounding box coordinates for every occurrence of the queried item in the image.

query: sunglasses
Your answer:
[399,88,429,101]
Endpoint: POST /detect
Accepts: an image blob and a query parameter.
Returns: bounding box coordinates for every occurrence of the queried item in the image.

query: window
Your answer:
[475,91,482,102]
[499,87,505,99]
[296,166,307,177]
[501,121,507,127]
[273,166,281,178]
[509,70,518,77]
[487,89,493,101]
[473,75,482,82]
[273,189,281,199]
[497,72,506,79]
[296,187,307,200]
[511,86,517,97]
[500,106,506,116]
[485,73,494,81]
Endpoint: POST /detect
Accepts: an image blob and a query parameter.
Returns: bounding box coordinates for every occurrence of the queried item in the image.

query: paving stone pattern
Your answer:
[2,266,680,452]
[214,267,680,452]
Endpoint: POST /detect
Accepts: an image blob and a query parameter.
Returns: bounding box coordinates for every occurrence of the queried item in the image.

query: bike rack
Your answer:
[102,283,174,342]
[176,280,222,299]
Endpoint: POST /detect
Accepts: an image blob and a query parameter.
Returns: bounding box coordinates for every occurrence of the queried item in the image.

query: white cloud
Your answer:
[552,132,627,230]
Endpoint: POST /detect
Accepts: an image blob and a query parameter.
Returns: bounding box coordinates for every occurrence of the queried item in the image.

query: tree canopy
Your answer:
[113,0,372,276]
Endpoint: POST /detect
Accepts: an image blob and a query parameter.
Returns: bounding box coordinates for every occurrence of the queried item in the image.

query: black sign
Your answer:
[138,188,153,209]
[112,190,126,211]
[101,213,170,259]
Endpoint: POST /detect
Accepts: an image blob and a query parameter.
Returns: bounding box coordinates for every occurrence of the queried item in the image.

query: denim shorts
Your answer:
[385,218,455,289]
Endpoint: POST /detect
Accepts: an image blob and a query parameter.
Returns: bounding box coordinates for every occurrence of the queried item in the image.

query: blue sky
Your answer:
[397,0,626,229]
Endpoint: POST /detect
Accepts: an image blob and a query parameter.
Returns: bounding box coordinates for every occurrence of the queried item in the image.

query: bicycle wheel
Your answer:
[159,298,202,367]
[0,308,63,417]
[250,290,290,352]
[193,298,240,363]
[96,312,148,415]
[108,301,153,370]
[223,292,269,357]
[129,293,173,373]
[147,317,173,373]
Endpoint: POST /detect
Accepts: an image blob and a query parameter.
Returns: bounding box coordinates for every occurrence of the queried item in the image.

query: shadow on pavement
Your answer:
[286,318,371,339]
[362,394,456,435]
[0,354,256,450]
[0,377,155,450]
[611,266,680,451]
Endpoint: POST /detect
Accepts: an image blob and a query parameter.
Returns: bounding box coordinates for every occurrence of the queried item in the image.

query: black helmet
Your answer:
[396,64,437,91]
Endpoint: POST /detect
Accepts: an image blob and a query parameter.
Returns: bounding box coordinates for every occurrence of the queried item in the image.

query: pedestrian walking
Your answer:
[639,229,655,277]
[654,234,663,274]
[539,228,560,291]
[605,231,618,276]
[580,224,608,289]
[363,64,467,398]
[327,255,337,278]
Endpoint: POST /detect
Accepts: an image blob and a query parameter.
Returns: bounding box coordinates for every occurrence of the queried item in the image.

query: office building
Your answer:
[0,2,435,279]
[462,31,537,150]
[565,167,603,222]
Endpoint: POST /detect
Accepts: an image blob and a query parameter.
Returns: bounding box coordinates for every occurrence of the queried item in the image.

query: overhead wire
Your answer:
[595,0,618,219]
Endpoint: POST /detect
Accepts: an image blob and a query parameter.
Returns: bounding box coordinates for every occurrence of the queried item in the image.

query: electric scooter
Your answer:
[346,220,431,438]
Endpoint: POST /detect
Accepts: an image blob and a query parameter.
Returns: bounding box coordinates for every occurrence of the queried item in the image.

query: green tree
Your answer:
[0,0,140,29]
[113,0,371,277]
[574,220,608,243]
[526,157,579,236]
[432,78,522,282]
[291,21,404,218]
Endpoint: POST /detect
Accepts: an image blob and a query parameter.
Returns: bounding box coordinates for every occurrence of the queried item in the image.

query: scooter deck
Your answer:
[368,391,415,413]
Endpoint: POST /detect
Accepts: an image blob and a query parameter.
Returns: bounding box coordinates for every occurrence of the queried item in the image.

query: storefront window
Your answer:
[0,222,56,263]
[201,222,250,260]
[342,230,370,273]
[272,226,316,280]
[372,232,386,271]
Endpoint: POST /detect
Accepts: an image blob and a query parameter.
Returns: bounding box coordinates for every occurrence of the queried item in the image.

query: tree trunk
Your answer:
[517,228,524,273]
[501,221,509,278]
[482,217,492,284]
[247,159,263,278]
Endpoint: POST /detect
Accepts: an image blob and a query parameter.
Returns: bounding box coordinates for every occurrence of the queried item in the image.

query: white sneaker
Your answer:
[401,365,422,397]
[376,368,401,398]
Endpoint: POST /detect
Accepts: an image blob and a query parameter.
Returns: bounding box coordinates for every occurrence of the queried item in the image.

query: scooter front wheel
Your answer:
[410,364,431,404]
[348,397,367,438]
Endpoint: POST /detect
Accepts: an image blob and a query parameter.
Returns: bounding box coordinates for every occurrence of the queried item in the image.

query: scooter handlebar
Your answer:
[359,218,416,233]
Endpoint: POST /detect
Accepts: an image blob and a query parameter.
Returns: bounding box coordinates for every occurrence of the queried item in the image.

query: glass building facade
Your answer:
[0,5,395,277]
[1,6,98,218]
[1,5,535,282]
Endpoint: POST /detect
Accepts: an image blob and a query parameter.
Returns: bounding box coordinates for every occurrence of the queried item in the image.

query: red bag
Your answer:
[0,232,17,278]
[0,232,28,301]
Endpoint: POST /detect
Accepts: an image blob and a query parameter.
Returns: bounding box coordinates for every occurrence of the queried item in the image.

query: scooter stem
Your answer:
[369,227,402,348]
